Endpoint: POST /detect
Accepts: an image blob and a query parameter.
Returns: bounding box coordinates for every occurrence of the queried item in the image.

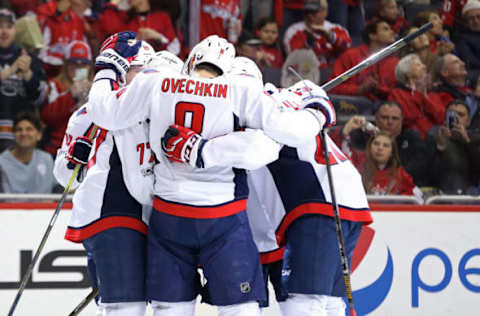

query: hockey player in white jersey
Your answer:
[163,77,373,316]
[53,32,160,316]
[84,35,331,316]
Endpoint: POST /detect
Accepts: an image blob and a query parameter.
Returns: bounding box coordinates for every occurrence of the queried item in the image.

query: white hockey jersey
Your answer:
[85,69,323,218]
[54,70,154,242]
[195,89,372,256]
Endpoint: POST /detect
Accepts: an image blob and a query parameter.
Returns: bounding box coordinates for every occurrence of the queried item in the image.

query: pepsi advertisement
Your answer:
[0,205,479,315]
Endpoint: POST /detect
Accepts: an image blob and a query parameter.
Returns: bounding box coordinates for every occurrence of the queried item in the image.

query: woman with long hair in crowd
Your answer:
[361,131,417,196]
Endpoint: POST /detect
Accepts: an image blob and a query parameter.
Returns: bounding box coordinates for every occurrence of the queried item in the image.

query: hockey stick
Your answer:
[289,65,358,316]
[287,23,431,313]
[320,22,433,91]
[68,288,99,316]
[8,125,99,316]
[320,128,357,316]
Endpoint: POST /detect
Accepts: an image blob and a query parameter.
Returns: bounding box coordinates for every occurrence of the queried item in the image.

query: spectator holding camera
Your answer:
[361,131,418,196]
[431,99,480,194]
[41,41,92,157]
[331,102,434,186]
[389,54,445,139]
[0,111,55,193]
[0,7,47,153]
[284,0,352,69]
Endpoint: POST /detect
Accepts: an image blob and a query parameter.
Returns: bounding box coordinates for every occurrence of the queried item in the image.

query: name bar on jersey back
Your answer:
[160,78,228,98]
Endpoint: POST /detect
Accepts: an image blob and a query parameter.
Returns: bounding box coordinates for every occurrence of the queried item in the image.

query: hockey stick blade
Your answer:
[68,288,99,316]
[8,125,99,316]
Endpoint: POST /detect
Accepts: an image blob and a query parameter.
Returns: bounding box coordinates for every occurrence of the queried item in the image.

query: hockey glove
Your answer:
[161,125,207,168]
[96,31,141,82]
[100,31,140,57]
[66,136,93,170]
[290,80,337,128]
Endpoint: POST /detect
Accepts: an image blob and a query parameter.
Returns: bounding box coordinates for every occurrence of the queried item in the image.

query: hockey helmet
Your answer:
[229,56,263,83]
[182,35,235,76]
[147,50,184,73]
[130,41,155,67]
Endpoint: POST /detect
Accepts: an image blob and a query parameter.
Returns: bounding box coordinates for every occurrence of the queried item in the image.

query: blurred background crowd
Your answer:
[0,0,479,201]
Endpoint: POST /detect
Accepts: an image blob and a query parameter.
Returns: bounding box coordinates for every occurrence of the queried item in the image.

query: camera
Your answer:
[445,109,458,130]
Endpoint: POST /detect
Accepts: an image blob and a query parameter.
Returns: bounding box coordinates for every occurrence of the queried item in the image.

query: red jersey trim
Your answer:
[65,216,147,243]
[260,247,285,264]
[87,128,107,168]
[153,197,247,219]
[276,202,372,246]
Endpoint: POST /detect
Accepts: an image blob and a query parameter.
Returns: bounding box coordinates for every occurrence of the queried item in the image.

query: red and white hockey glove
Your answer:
[96,31,141,82]
[161,125,207,168]
[66,136,93,170]
[290,80,337,128]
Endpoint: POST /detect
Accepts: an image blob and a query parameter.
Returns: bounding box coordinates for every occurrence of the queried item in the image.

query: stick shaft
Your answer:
[321,130,355,313]
[68,288,99,316]
[321,22,433,92]
[8,126,98,316]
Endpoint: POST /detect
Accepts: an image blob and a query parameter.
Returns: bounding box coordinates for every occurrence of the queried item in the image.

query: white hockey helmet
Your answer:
[182,35,235,76]
[147,50,184,73]
[229,56,263,83]
[130,41,155,67]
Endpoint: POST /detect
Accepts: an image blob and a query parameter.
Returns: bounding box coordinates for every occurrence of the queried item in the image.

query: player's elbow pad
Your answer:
[303,101,336,129]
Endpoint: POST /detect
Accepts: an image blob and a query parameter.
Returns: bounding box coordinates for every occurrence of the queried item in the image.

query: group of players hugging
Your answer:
[54,31,373,316]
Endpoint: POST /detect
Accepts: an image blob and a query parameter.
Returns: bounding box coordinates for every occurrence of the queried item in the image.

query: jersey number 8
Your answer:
[175,102,205,133]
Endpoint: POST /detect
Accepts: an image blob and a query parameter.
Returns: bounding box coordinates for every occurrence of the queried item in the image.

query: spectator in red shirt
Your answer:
[329,19,398,101]
[40,41,92,157]
[96,0,180,54]
[361,131,417,196]
[36,0,88,79]
[9,0,41,16]
[255,17,284,69]
[200,0,242,43]
[326,0,364,45]
[429,53,480,116]
[369,0,409,35]
[413,10,455,56]
[283,0,352,69]
[389,54,445,139]
[440,0,467,29]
